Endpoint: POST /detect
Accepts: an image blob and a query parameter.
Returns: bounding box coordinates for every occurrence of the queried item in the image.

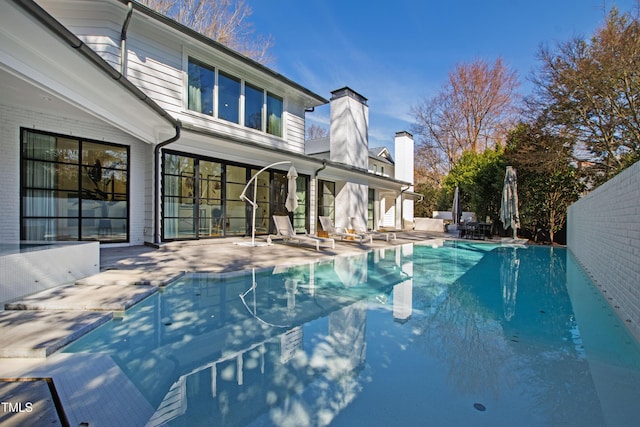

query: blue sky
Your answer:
[249,0,638,151]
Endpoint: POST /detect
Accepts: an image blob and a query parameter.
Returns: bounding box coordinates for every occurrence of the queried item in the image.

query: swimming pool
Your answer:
[64,241,640,426]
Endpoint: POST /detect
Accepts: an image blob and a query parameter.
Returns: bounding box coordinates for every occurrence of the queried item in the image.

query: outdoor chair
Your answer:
[269,215,334,251]
[348,217,396,242]
[318,216,373,244]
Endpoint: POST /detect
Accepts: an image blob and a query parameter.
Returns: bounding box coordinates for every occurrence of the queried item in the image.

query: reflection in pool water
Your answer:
[64,242,640,426]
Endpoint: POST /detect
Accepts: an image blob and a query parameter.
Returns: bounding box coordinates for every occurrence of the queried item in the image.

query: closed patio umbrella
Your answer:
[285,165,298,212]
[500,166,520,239]
[452,186,461,225]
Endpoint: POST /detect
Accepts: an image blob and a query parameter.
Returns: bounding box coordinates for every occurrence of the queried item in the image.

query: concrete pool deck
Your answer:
[0,231,453,426]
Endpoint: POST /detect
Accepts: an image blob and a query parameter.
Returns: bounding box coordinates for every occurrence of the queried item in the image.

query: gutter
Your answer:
[314,160,327,178]
[120,1,133,75]
[13,0,182,244]
[12,0,179,128]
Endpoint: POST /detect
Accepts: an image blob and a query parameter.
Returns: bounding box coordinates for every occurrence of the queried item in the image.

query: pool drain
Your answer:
[473,403,486,411]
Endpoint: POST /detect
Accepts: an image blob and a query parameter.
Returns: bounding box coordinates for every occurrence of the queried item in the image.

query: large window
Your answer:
[186,57,284,137]
[21,129,129,242]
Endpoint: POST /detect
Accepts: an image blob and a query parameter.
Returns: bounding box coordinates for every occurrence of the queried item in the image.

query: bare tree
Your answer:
[138,0,274,65]
[305,124,329,141]
[530,7,640,182]
[411,58,520,179]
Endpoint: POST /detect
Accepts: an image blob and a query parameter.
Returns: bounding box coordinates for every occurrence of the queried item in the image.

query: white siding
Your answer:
[125,28,184,112]
[286,110,306,154]
[40,0,316,157]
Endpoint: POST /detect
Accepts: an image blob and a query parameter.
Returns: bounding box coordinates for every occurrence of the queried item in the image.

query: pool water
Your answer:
[64,241,640,426]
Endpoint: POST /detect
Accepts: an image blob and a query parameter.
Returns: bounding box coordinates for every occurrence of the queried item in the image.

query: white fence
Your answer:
[567,161,640,342]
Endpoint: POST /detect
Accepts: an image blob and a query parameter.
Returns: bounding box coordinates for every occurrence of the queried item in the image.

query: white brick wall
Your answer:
[0,103,149,244]
[568,161,640,341]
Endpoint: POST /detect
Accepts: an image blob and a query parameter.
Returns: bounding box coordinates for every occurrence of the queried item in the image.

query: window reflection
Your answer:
[187,58,215,116]
[245,83,264,131]
[218,72,240,124]
[21,130,129,242]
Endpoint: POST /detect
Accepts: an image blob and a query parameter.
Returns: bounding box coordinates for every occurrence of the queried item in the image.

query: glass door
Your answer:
[198,160,223,237]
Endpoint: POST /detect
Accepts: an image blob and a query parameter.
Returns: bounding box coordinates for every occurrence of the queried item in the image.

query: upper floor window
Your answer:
[187,57,284,137]
[267,92,283,137]
[244,83,264,131]
[218,71,240,124]
[188,59,214,116]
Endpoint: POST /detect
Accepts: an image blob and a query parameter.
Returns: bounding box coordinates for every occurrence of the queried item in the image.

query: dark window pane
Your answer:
[21,130,128,243]
[218,72,240,124]
[245,83,263,130]
[188,59,214,115]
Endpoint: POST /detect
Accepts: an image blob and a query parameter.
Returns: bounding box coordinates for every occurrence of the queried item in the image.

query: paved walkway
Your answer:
[0,231,452,426]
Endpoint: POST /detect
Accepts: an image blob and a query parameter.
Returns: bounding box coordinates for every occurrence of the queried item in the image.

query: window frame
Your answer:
[20,128,130,243]
[185,55,285,138]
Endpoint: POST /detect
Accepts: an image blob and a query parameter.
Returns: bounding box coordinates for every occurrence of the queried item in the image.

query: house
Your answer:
[0,0,415,247]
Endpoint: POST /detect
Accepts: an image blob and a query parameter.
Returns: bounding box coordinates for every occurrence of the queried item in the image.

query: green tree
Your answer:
[505,122,584,243]
[443,147,505,226]
[530,7,640,184]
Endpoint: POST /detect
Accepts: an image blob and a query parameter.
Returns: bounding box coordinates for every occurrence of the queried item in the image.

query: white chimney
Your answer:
[395,131,415,228]
[329,87,369,169]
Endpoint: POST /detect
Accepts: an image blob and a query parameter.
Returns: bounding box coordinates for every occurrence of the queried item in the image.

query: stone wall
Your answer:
[567,161,640,341]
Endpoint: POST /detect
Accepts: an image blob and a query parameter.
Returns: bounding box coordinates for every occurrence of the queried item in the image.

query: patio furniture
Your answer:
[318,216,373,244]
[460,222,492,240]
[270,216,334,251]
[348,217,396,241]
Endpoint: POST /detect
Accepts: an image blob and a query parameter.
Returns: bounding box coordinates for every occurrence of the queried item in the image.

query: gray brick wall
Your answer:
[568,161,640,341]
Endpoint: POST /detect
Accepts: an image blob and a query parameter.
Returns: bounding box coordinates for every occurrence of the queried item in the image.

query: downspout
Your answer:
[120,2,133,75]
[313,159,327,178]
[154,121,182,244]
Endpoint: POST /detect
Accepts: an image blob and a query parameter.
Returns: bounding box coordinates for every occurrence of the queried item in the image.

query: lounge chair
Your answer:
[318,216,373,244]
[349,217,396,242]
[270,215,335,251]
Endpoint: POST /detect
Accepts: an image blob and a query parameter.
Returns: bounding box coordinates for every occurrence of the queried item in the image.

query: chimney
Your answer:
[395,131,415,228]
[329,87,369,169]
[394,131,414,185]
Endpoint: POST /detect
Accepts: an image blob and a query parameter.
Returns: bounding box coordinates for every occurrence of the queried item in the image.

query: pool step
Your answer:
[0,310,112,357]
[4,283,157,312]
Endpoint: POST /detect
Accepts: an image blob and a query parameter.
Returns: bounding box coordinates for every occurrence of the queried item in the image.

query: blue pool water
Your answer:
[64,241,640,426]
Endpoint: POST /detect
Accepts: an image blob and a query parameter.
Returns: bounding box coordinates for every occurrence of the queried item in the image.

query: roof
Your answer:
[368,147,394,164]
[4,0,178,143]
[117,0,328,108]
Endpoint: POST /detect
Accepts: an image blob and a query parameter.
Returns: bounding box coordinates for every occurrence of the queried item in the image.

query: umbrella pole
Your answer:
[251,177,258,246]
[238,160,292,247]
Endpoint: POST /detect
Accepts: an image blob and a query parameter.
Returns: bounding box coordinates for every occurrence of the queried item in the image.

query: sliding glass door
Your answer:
[162,151,308,241]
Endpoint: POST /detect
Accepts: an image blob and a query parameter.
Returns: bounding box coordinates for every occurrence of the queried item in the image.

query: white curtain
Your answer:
[24,132,56,240]
[188,64,203,113]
